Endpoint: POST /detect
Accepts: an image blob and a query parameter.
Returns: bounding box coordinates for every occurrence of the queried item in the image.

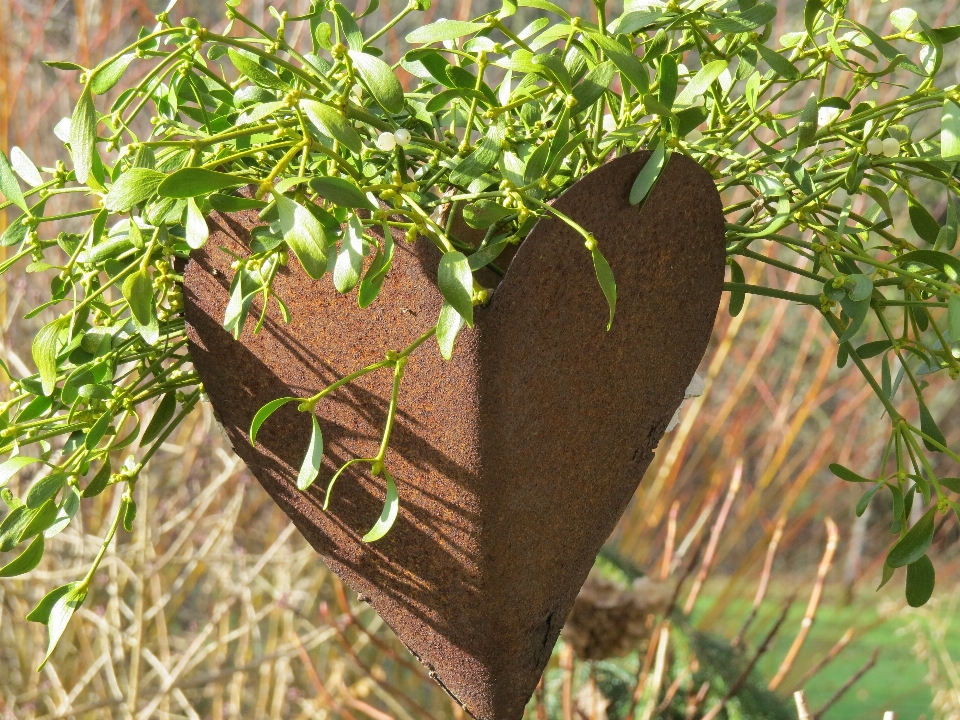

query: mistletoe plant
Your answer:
[2,0,960,666]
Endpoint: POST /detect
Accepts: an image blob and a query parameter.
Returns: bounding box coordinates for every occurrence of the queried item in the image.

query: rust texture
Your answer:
[183,151,726,720]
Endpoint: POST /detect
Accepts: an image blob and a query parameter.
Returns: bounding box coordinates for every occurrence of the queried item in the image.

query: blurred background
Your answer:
[2,1,960,719]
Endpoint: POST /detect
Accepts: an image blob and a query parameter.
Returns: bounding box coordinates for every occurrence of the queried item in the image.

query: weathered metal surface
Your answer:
[183,151,725,720]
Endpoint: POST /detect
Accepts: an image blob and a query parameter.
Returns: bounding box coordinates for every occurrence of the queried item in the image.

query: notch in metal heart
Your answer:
[183,151,725,720]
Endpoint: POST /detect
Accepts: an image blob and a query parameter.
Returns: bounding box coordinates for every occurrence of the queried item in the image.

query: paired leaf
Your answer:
[185,197,209,249]
[103,168,166,213]
[122,269,155,328]
[675,60,728,107]
[33,319,64,396]
[250,397,298,445]
[310,176,376,210]
[301,100,363,154]
[906,554,935,607]
[36,582,87,671]
[406,20,485,44]
[630,144,668,205]
[158,168,245,198]
[942,101,960,161]
[591,247,617,331]
[0,534,44,577]
[438,252,474,326]
[0,150,26,211]
[334,214,366,293]
[886,506,936,567]
[0,457,42,489]
[228,49,286,89]
[141,393,178,446]
[297,414,324,491]
[89,53,135,94]
[275,193,329,279]
[71,88,98,184]
[362,469,399,542]
[10,147,43,187]
[349,51,404,114]
[436,301,465,360]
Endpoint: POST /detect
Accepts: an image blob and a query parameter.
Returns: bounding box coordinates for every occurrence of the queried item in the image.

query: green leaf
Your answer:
[301,100,363,155]
[84,410,112,450]
[846,274,873,302]
[123,498,137,533]
[349,51,404,114]
[334,214,366,293]
[297,414,323,491]
[358,229,394,309]
[275,193,329,280]
[0,534,44,577]
[250,397,298,445]
[332,3,364,51]
[450,123,505,187]
[591,247,617,331]
[877,561,896,590]
[857,483,883,516]
[25,473,69,510]
[37,583,87,671]
[122,269,155,328]
[103,168,165,213]
[10,147,43,187]
[209,193,267,212]
[158,168,245,198]
[919,397,946,452]
[89,53,135,95]
[856,339,892,359]
[657,55,678,111]
[438,251,474,327]
[309,176,375,210]
[796,92,818,150]
[949,294,960,342]
[71,87,98,184]
[755,42,800,79]
[906,554,936,607]
[909,198,941,244]
[894,250,960,281]
[942,101,960,161]
[362,468,399,542]
[675,60,728,107]
[0,456,41,489]
[589,32,649,94]
[830,463,872,483]
[406,20,485,44]
[228,48,286,90]
[33,319,64,396]
[887,506,936,568]
[82,460,112,498]
[630,144,667,205]
[436,301,464,360]
[837,296,870,343]
[0,149,26,212]
[728,260,745,317]
[27,582,76,623]
[141,393,177,446]
[185,197,209,250]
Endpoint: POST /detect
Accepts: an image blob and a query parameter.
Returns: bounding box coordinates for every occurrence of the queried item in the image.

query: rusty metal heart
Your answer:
[183,151,725,719]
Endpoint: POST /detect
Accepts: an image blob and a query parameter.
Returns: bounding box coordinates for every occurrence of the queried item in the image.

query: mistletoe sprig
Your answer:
[2,0,960,664]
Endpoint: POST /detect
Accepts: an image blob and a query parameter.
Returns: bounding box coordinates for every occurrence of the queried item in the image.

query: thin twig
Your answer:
[733,515,786,648]
[701,594,795,720]
[812,649,880,720]
[768,518,840,690]
[791,627,855,692]
[684,460,743,614]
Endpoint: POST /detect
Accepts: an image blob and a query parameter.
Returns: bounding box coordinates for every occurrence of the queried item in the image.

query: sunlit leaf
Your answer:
[362,469,399,542]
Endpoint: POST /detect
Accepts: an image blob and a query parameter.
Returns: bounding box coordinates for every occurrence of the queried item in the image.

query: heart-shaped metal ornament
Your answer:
[183,151,725,719]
